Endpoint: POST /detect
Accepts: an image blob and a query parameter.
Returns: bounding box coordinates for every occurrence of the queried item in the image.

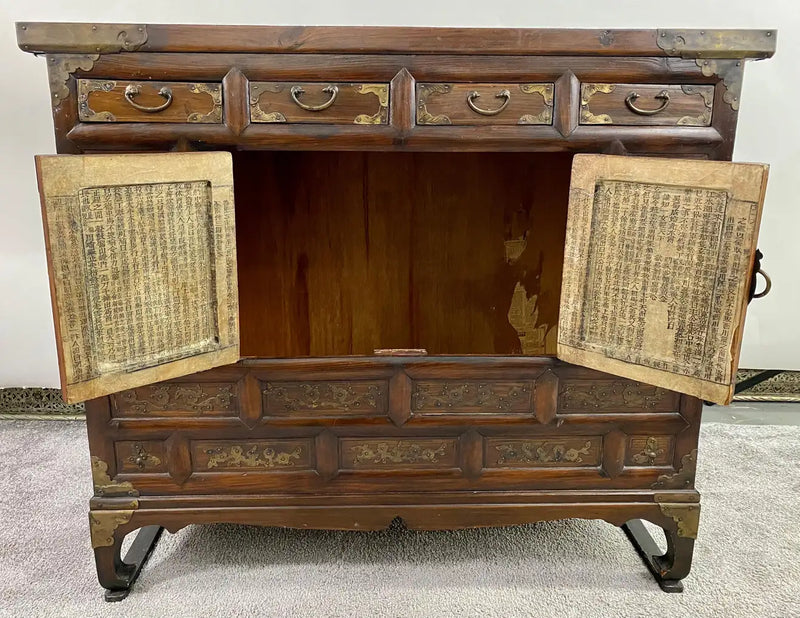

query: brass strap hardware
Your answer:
[124,84,173,113]
[290,85,338,111]
[625,90,670,115]
[467,89,511,116]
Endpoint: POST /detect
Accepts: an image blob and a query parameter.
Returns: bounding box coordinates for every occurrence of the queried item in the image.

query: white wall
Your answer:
[1,0,798,388]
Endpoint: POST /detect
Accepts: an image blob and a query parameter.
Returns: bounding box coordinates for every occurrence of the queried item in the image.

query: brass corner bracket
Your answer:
[658,503,700,539]
[17,23,148,54]
[89,509,134,548]
[696,58,745,111]
[91,456,139,498]
[652,449,697,489]
[656,29,775,60]
[47,54,99,108]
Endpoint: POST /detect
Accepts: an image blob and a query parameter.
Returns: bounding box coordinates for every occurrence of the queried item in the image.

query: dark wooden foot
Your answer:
[623,519,695,593]
[94,525,164,602]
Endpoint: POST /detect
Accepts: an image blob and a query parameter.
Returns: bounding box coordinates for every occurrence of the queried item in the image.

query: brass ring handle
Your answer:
[290,85,339,112]
[124,84,173,113]
[466,89,511,116]
[625,90,670,116]
[752,268,772,299]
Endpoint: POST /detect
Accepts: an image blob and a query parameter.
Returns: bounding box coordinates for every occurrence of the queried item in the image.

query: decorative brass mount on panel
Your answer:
[205,445,303,469]
[417,84,453,125]
[580,84,615,124]
[91,456,138,498]
[652,449,697,489]
[632,437,666,465]
[678,85,714,125]
[354,84,389,124]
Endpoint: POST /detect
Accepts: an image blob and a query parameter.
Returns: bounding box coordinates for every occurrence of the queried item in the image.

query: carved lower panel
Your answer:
[627,436,673,466]
[115,441,167,473]
[262,380,387,416]
[192,439,313,471]
[411,380,532,413]
[559,380,678,412]
[485,437,602,467]
[340,438,459,469]
[112,383,238,416]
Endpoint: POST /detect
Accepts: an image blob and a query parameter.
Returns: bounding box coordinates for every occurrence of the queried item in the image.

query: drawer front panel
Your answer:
[626,435,674,466]
[485,436,602,468]
[411,380,533,414]
[340,438,459,470]
[558,379,679,413]
[77,79,222,123]
[112,382,239,417]
[262,380,389,418]
[250,82,389,124]
[115,440,168,473]
[417,83,553,126]
[580,83,713,126]
[193,439,314,471]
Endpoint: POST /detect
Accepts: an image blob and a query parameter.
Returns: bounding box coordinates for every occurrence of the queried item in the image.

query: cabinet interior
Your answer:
[234,151,573,358]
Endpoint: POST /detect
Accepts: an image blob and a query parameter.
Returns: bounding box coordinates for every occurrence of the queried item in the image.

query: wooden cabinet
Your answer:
[17,22,775,599]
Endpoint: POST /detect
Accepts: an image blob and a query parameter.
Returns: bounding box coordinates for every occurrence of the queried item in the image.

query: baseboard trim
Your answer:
[1,370,798,418]
[0,387,85,418]
[733,370,800,402]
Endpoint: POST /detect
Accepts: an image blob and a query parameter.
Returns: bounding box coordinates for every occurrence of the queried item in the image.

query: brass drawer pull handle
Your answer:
[467,89,511,116]
[290,85,339,111]
[625,90,670,115]
[124,84,173,113]
[752,268,772,299]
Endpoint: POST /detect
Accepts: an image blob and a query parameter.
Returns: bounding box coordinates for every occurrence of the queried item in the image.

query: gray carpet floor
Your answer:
[0,420,798,617]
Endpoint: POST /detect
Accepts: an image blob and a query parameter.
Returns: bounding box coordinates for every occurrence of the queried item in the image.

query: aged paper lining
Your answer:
[558,155,768,405]
[36,153,239,403]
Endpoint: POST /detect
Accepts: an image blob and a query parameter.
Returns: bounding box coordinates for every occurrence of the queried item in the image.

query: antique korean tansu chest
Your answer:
[17,23,775,599]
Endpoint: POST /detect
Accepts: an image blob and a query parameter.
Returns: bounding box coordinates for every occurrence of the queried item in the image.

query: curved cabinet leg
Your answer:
[91,512,164,602]
[622,503,699,593]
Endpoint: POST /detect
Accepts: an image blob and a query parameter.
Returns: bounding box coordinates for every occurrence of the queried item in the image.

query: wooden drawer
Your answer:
[580,83,714,126]
[77,79,222,123]
[249,82,389,124]
[416,83,554,126]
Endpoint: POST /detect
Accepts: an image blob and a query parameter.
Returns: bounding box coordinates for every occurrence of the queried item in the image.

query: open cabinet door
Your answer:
[36,152,238,403]
[558,154,768,405]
